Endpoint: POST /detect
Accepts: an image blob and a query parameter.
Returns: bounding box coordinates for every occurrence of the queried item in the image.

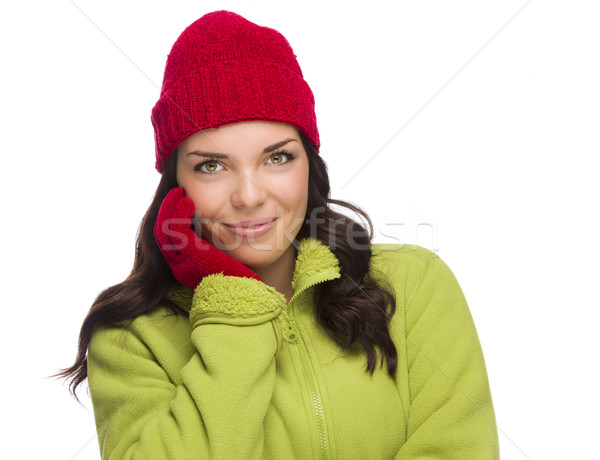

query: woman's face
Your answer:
[176,121,309,270]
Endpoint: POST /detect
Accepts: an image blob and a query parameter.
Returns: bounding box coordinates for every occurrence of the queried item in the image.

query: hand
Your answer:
[154,187,261,290]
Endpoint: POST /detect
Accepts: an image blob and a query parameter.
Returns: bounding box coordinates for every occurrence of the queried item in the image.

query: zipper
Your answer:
[287,272,339,460]
[291,314,330,459]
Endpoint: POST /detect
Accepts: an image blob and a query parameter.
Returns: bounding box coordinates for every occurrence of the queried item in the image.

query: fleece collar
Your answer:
[167,237,341,313]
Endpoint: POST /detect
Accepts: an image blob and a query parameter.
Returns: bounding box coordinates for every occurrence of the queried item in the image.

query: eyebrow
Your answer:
[185,138,298,159]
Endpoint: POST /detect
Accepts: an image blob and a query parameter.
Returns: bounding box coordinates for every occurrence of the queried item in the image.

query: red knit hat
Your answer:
[151,10,320,172]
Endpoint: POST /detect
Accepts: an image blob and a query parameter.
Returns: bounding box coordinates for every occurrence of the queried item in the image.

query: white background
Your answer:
[1,1,598,458]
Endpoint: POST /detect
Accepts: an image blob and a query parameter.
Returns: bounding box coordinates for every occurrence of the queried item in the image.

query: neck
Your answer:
[253,244,297,304]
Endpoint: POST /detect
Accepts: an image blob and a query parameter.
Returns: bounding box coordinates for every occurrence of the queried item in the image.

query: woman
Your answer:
[60,10,500,459]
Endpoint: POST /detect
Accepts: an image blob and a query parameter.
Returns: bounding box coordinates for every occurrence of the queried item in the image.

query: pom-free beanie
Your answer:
[151,10,319,172]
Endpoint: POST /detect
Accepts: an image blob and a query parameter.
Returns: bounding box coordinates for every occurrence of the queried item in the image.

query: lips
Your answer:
[224,217,277,228]
[223,217,278,239]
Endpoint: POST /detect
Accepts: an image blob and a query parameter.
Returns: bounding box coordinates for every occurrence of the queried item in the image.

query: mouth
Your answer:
[224,217,277,229]
[223,217,278,238]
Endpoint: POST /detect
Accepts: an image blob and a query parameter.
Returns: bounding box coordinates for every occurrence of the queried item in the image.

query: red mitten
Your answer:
[154,187,261,290]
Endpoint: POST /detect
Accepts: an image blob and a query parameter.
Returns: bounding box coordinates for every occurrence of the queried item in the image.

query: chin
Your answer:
[235,238,299,271]
[231,247,280,270]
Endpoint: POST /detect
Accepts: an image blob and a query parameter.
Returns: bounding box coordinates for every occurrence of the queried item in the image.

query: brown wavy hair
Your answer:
[57,133,397,399]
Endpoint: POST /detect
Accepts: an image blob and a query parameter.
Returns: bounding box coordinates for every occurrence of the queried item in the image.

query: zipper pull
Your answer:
[287,319,298,342]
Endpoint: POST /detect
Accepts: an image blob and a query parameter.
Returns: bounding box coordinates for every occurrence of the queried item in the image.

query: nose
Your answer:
[230,172,267,209]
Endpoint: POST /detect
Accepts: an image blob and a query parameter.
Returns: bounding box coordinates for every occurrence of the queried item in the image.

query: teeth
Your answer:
[226,220,274,229]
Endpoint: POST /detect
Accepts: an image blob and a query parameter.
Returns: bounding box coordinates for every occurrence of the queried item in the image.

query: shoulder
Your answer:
[371,243,438,266]
[368,243,462,309]
[88,303,190,361]
[370,243,439,284]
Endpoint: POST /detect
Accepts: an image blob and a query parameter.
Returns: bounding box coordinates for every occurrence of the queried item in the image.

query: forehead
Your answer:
[178,121,300,154]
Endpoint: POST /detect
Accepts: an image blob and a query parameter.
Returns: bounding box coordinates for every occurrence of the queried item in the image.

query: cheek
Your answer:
[278,169,309,213]
[182,183,224,223]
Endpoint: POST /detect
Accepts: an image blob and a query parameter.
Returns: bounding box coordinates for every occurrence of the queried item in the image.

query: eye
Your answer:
[194,160,223,174]
[267,150,296,165]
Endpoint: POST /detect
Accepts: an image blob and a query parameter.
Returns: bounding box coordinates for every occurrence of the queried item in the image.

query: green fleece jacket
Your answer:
[87,238,499,459]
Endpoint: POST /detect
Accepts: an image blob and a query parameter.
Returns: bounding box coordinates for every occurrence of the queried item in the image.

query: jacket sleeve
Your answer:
[394,254,500,459]
[87,274,289,460]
